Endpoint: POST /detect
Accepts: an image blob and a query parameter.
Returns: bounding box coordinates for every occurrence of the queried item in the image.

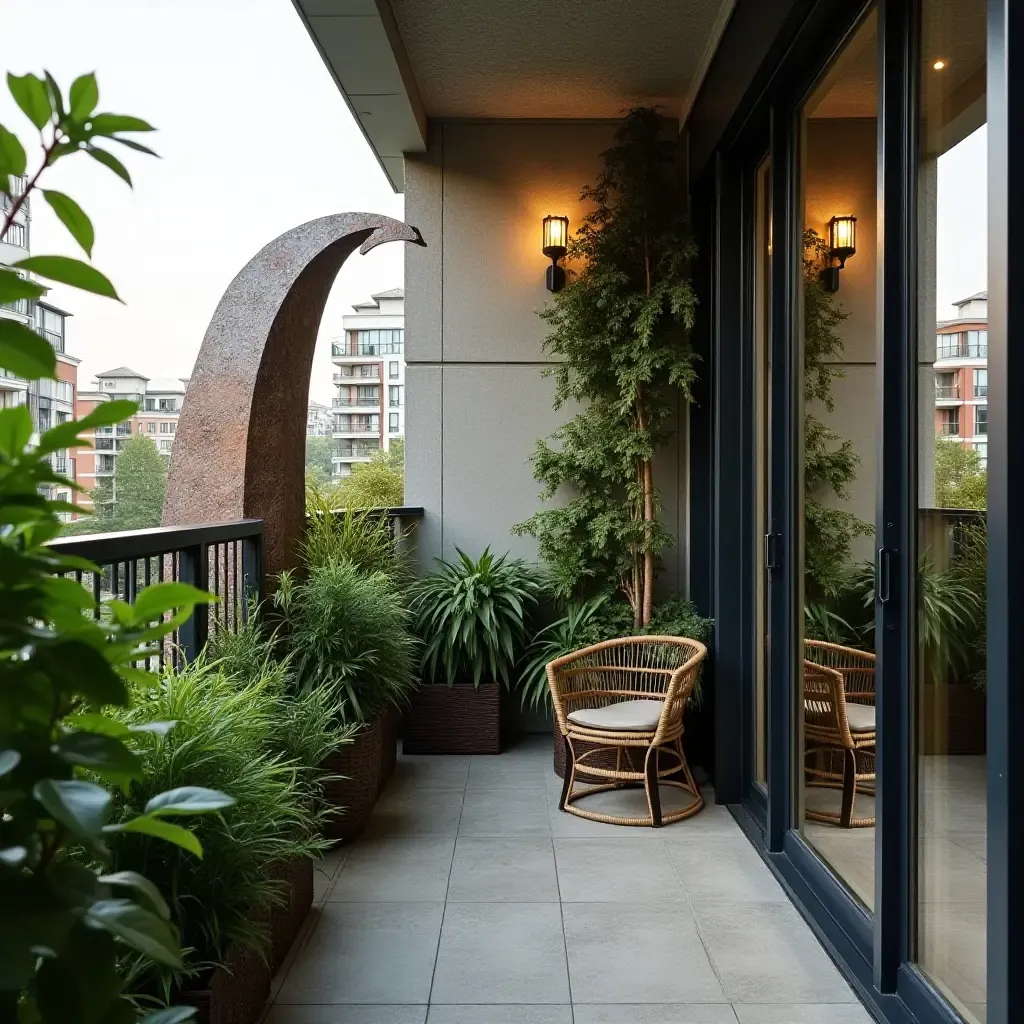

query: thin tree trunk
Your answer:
[642,457,655,626]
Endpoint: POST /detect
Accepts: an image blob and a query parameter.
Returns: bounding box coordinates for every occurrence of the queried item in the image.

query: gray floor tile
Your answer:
[563,903,725,1003]
[427,1007,572,1023]
[365,787,465,838]
[665,838,786,902]
[693,901,855,1003]
[733,1006,874,1024]
[573,1006,738,1023]
[264,1008,428,1024]
[458,788,553,836]
[275,902,443,1004]
[554,839,686,903]
[431,902,570,1004]
[312,847,348,903]
[329,837,455,902]
[447,837,559,902]
[466,757,550,792]
[390,754,471,791]
[547,789,670,839]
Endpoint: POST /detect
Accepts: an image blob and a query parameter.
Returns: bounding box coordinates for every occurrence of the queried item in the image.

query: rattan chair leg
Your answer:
[840,748,857,827]
[558,735,572,810]
[644,746,663,828]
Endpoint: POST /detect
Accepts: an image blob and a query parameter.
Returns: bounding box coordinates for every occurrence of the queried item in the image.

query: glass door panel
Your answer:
[795,10,879,908]
[915,0,987,1018]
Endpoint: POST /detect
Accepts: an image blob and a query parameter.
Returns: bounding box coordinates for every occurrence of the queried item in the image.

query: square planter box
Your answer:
[403,682,501,754]
[179,941,270,1024]
[268,857,314,975]
[378,705,401,794]
[322,715,383,841]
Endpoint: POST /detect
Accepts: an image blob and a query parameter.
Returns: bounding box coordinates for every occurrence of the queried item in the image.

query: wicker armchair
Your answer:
[803,640,876,828]
[546,636,707,827]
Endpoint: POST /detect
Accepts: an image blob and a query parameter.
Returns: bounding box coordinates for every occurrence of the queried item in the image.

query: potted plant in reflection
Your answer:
[407,548,544,754]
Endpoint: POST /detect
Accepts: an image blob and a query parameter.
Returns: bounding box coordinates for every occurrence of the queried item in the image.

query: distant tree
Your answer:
[327,444,404,509]
[383,437,404,474]
[306,435,334,478]
[935,438,987,509]
[93,434,167,531]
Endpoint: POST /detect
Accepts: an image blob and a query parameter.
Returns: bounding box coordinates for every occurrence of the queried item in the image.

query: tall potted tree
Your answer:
[514,107,698,629]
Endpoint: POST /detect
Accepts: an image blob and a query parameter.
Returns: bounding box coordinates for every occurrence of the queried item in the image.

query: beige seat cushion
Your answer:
[845,702,876,733]
[568,699,665,732]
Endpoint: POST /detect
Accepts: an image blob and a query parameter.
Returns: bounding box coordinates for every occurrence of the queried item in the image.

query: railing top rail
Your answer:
[48,518,264,560]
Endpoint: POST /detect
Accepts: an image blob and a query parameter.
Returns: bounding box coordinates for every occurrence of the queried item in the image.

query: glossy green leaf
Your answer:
[43,71,65,120]
[128,719,177,739]
[145,786,234,817]
[86,113,155,135]
[132,582,219,623]
[7,73,52,129]
[68,73,98,120]
[55,732,142,775]
[0,406,34,458]
[112,136,159,157]
[35,922,122,1024]
[86,145,131,186]
[85,898,183,968]
[64,713,129,739]
[97,869,170,920]
[0,318,58,380]
[33,779,112,835]
[0,268,45,304]
[0,123,27,177]
[35,641,127,706]
[42,190,94,256]
[0,750,21,776]
[140,1009,197,1024]
[13,255,119,301]
[103,815,203,858]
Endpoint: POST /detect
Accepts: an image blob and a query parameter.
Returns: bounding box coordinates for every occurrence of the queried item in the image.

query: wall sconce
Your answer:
[820,215,857,292]
[542,215,569,292]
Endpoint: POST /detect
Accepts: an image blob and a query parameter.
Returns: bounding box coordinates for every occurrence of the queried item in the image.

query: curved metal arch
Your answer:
[163,213,425,577]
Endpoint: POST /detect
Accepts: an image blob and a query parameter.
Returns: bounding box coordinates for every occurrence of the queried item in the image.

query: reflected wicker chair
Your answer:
[803,640,876,828]
[546,636,707,828]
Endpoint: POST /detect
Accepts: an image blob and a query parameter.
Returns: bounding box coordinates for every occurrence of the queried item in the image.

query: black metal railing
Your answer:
[48,519,264,669]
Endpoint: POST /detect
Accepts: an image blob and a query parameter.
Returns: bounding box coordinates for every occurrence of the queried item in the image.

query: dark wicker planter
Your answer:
[179,941,270,1024]
[920,683,986,755]
[268,857,314,974]
[378,706,400,793]
[403,682,501,754]
[322,716,383,841]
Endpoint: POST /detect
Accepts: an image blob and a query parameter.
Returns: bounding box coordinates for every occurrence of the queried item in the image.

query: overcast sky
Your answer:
[1,0,403,403]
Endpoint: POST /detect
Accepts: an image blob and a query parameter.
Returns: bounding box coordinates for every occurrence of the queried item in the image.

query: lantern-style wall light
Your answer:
[542,215,569,292]
[820,215,857,292]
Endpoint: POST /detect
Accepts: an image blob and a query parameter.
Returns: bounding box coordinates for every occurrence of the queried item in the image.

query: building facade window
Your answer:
[935,371,958,399]
[159,421,174,434]
[974,405,988,435]
[147,422,156,433]
[159,440,172,451]
[937,332,959,359]
[939,408,960,436]
[354,329,403,355]
[389,360,399,379]
[389,385,402,407]
[974,368,988,397]
[356,385,378,405]
[359,364,376,377]
[966,329,988,357]
[389,413,399,433]
[56,380,74,403]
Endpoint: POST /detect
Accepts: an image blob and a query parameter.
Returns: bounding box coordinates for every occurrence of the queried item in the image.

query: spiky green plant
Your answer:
[410,548,545,687]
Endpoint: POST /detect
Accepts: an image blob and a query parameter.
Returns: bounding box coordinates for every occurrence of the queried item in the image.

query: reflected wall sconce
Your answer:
[542,214,569,292]
[820,215,857,292]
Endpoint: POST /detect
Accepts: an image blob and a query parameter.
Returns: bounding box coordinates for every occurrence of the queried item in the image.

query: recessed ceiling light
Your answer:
[933,60,947,70]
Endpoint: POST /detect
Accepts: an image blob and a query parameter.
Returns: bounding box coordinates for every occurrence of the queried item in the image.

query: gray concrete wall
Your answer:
[404,119,687,594]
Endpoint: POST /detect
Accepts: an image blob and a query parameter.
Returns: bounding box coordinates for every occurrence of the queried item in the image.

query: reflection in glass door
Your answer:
[795,10,879,907]
[915,0,987,1019]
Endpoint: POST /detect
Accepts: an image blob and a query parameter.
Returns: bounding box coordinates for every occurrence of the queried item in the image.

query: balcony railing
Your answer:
[48,519,265,668]
[94,438,114,450]
[37,327,64,354]
[333,445,379,460]
[334,369,380,382]
[939,422,960,436]
[935,385,959,400]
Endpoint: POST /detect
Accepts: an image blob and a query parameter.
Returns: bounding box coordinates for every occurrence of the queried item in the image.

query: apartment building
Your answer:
[330,287,404,476]
[2,176,81,518]
[935,291,988,465]
[76,367,188,509]
[306,399,333,437]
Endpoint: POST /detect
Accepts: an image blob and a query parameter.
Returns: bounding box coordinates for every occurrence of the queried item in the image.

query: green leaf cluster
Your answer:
[0,398,229,1024]
[514,108,698,623]
[934,437,987,510]
[321,439,405,510]
[1,71,157,387]
[410,548,545,687]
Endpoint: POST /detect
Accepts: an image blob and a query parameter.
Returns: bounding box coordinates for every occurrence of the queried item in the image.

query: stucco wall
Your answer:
[404,119,687,594]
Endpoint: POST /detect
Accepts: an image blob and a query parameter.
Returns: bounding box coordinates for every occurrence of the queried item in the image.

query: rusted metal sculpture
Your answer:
[163,214,425,578]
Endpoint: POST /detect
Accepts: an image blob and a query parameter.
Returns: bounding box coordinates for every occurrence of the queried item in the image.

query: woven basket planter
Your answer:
[403,682,501,754]
[179,941,270,1024]
[322,716,383,841]
[378,705,401,793]
[920,683,986,755]
[268,857,314,975]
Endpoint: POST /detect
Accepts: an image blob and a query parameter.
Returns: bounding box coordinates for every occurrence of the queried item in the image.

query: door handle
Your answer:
[876,547,893,604]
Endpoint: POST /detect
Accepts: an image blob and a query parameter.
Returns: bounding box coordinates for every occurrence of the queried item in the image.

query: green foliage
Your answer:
[305,436,334,482]
[802,229,872,597]
[1,71,156,382]
[98,435,168,533]
[325,443,404,510]
[304,486,406,581]
[109,659,327,1004]
[410,548,545,687]
[934,438,987,510]
[514,108,698,626]
[273,559,417,724]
